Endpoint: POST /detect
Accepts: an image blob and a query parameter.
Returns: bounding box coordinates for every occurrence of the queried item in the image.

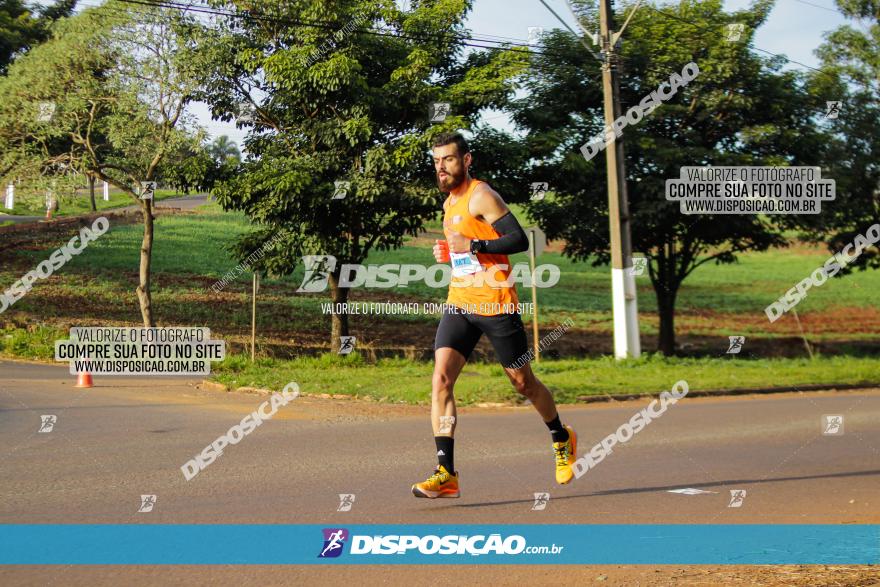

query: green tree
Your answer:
[0,2,202,326]
[207,135,241,166]
[194,0,526,344]
[0,0,77,75]
[159,134,222,195]
[805,0,880,269]
[477,0,825,354]
[160,134,242,194]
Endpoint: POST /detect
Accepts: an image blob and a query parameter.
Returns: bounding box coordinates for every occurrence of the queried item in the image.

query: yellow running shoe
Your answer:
[553,425,577,484]
[411,465,460,498]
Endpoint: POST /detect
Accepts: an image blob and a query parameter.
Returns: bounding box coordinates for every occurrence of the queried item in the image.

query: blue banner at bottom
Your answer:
[1,525,877,565]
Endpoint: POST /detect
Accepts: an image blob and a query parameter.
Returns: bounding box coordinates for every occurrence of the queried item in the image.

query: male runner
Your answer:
[411,132,577,499]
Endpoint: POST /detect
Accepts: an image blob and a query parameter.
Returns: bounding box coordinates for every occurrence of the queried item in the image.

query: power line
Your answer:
[643,4,873,93]
[790,0,840,13]
[644,5,824,73]
[74,0,869,94]
[538,0,604,63]
[538,0,642,357]
[70,0,581,133]
[109,0,561,57]
[105,0,529,45]
[80,0,518,52]
[74,0,597,85]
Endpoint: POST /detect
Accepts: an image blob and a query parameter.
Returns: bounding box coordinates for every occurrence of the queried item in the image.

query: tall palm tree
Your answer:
[208,135,240,165]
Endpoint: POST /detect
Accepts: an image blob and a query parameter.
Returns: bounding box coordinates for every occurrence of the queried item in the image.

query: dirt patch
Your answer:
[4,286,880,360]
[579,565,880,586]
[0,207,198,254]
[673,305,880,337]
[2,238,878,359]
[3,564,876,586]
[0,210,135,252]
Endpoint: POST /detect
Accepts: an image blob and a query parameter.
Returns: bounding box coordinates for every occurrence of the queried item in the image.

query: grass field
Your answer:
[0,199,878,403]
[2,200,878,336]
[1,325,876,404]
[206,353,880,404]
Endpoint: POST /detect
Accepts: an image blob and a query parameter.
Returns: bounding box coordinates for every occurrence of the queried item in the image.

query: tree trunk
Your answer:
[136,198,155,327]
[657,287,677,355]
[88,175,97,212]
[328,272,350,351]
[651,242,681,356]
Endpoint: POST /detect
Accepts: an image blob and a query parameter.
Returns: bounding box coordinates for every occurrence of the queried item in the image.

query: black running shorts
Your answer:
[434,306,530,369]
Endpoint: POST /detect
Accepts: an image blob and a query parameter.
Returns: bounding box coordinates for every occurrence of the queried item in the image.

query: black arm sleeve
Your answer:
[471,211,529,255]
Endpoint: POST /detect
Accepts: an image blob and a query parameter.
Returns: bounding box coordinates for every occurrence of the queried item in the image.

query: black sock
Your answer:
[545,414,569,443]
[435,436,454,474]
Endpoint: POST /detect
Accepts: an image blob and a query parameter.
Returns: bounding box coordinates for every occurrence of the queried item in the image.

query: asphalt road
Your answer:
[1,360,878,585]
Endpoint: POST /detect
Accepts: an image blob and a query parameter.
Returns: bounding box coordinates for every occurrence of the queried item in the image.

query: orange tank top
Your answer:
[442,178,519,316]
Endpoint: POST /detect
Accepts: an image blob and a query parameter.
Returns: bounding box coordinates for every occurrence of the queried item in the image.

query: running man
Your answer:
[320,530,345,557]
[411,132,577,499]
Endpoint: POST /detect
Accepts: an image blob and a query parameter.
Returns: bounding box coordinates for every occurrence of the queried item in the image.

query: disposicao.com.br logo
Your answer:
[297,255,559,292]
[317,528,563,558]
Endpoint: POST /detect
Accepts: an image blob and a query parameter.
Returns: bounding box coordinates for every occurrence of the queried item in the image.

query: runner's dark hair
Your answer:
[432,132,469,156]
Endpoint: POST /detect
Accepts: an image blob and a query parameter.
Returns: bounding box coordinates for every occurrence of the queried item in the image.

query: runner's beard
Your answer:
[437,168,466,193]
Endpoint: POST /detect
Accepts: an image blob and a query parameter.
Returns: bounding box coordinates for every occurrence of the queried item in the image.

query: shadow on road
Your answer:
[457,468,880,508]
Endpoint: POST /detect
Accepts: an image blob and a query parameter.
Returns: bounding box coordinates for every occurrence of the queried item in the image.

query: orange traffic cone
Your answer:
[74,370,93,388]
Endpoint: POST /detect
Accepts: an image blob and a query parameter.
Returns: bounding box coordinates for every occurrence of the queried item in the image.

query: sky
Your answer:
[46,0,850,151]
[193,0,848,152]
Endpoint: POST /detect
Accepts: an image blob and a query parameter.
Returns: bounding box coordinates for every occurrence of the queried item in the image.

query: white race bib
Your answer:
[450,251,482,277]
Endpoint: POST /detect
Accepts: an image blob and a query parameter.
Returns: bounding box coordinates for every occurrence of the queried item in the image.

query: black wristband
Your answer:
[469,239,486,255]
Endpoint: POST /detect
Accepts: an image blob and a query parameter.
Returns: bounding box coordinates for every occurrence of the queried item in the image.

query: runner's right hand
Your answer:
[434,239,450,263]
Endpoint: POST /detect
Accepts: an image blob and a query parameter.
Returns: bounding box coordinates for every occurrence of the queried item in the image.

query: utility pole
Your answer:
[540,0,643,358]
[598,0,641,359]
[251,271,259,361]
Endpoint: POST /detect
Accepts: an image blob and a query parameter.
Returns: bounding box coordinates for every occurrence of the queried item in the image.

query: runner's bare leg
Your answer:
[504,362,558,421]
[432,347,467,436]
